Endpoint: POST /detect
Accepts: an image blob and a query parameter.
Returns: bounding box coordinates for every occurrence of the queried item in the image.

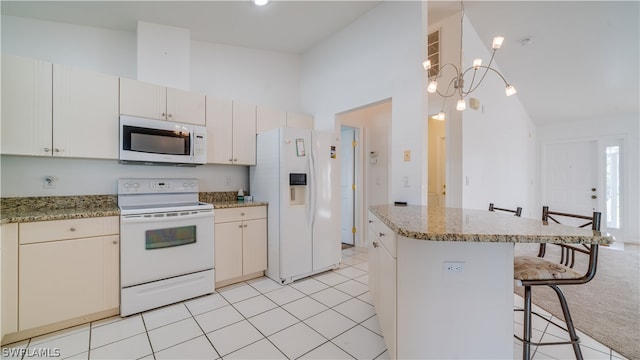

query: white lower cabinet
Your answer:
[368,212,397,359]
[214,206,267,287]
[1,223,19,340]
[16,217,119,332]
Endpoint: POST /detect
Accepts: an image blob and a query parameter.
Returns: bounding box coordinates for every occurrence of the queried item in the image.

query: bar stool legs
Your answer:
[550,284,583,360]
[522,286,532,360]
[520,285,584,360]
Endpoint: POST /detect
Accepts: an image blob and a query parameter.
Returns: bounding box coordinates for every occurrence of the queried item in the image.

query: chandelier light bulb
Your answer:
[423,59,431,71]
[456,98,467,111]
[505,84,517,96]
[253,0,269,6]
[492,36,504,50]
[473,58,482,69]
[436,112,446,121]
[427,80,438,93]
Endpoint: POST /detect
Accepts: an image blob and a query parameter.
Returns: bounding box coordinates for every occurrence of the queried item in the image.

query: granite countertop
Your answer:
[212,201,268,209]
[1,195,120,224]
[1,193,268,224]
[369,204,613,244]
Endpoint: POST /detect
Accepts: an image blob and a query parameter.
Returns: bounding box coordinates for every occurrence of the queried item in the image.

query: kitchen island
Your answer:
[367,205,612,360]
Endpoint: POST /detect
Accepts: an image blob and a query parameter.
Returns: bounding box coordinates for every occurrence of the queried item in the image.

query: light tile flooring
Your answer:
[2,247,630,360]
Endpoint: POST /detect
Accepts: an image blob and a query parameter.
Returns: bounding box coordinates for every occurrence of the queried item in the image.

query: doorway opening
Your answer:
[428,117,446,207]
[340,126,357,247]
[337,99,391,248]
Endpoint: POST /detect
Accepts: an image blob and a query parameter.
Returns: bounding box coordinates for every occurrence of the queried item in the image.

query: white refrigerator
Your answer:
[250,127,341,284]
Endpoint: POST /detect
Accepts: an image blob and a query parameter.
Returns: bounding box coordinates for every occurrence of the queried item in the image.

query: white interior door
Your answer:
[543,141,600,226]
[340,127,355,245]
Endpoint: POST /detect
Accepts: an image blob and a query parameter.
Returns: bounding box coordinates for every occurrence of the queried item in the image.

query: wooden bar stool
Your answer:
[513,206,602,360]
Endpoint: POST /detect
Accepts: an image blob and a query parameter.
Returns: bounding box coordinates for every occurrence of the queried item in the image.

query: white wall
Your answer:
[301,1,428,204]
[537,115,640,243]
[190,41,302,111]
[1,15,303,196]
[458,16,537,217]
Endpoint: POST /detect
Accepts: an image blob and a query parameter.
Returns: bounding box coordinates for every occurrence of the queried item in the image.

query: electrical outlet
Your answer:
[444,261,465,273]
[43,176,55,189]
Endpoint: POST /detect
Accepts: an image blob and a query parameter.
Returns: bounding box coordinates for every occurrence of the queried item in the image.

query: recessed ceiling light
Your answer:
[253,0,269,6]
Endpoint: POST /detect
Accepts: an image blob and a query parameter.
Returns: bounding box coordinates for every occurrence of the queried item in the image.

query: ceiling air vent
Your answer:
[427,30,440,77]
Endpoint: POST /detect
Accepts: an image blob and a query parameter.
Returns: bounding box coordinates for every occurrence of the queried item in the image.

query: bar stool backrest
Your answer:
[488,203,523,217]
[539,206,601,274]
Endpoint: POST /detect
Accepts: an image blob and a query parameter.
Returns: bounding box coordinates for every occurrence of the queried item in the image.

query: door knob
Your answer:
[591,195,597,199]
[591,188,597,192]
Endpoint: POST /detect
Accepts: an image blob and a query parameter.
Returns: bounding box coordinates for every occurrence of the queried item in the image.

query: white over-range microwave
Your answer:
[119,115,207,166]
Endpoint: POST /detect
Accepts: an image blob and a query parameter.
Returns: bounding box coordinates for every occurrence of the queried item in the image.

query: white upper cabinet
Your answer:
[166,87,206,126]
[206,98,256,165]
[1,55,53,156]
[255,106,314,135]
[1,55,118,159]
[232,101,257,165]
[256,106,286,134]
[53,64,119,159]
[119,77,205,126]
[206,97,234,164]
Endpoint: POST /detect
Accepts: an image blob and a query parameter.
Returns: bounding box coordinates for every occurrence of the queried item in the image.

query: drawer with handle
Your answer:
[19,216,119,245]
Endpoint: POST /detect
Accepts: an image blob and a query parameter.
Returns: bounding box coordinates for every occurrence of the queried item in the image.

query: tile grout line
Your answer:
[139,313,156,360]
[183,301,222,359]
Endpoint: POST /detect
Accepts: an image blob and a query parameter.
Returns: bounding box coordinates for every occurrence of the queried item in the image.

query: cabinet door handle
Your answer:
[228,158,233,162]
[368,220,374,224]
[241,212,245,216]
[378,232,385,237]
[54,148,61,153]
[233,158,238,162]
[239,224,244,228]
[244,224,248,228]
[372,241,379,248]
[162,112,166,118]
[167,114,173,118]
[112,240,118,245]
[70,227,76,232]
[43,147,51,153]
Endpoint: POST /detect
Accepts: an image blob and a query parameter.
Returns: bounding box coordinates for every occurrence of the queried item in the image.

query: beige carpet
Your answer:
[514,243,640,359]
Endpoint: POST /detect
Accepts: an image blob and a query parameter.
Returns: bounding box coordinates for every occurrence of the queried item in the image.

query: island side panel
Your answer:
[397,237,514,359]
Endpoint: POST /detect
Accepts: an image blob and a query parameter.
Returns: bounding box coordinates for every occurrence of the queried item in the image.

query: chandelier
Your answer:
[423,2,516,120]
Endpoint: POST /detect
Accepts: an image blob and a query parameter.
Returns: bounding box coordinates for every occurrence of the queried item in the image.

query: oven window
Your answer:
[146,225,196,250]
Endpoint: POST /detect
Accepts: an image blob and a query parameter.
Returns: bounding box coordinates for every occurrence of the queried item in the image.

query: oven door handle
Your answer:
[120,210,214,224]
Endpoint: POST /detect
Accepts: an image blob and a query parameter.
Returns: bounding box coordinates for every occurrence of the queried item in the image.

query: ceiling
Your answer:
[2,1,638,125]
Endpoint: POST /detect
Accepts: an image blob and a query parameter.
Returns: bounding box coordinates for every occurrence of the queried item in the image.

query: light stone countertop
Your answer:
[369,204,613,244]
[0,194,267,224]
[212,201,268,209]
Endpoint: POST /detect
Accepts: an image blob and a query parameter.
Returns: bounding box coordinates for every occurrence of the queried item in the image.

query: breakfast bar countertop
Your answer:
[369,204,613,245]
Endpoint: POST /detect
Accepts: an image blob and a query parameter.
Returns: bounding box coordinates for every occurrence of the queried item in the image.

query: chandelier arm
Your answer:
[435,76,459,98]
[465,65,511,94]
[432,63,461,80]
[465,49,498,94]
[464,68,480,95]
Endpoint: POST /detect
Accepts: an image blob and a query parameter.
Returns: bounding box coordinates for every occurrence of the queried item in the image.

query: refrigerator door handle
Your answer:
[309,143,316,230]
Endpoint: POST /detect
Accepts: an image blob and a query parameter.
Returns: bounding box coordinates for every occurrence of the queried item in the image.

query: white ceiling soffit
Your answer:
[462,1,639,124]
[0,1,381,54]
